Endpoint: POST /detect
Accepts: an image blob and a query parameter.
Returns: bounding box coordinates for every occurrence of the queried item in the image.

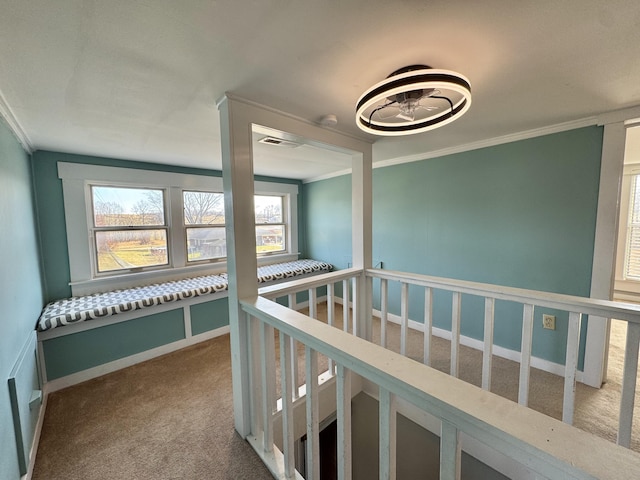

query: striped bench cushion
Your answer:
[37,259,332,332]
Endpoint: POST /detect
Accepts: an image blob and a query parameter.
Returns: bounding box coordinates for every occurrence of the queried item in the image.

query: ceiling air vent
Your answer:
[258,136,301,148]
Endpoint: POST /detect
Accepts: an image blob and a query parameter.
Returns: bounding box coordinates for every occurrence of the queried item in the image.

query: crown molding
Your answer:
[373,116,598,171]
[0,87,33,153]
[303,116,600,184]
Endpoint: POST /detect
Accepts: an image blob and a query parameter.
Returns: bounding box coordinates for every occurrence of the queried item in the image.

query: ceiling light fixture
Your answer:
[355,65,471,136]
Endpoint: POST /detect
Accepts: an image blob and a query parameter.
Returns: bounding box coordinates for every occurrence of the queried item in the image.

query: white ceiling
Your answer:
[2,1,640,181]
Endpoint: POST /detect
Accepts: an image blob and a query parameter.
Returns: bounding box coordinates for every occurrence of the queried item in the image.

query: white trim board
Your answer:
[371,307,584,383]
[43,325,230,393]
[303,116,599,184]
[0,86,33,153]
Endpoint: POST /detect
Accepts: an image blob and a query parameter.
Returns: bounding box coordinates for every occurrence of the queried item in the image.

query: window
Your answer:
[59,163,299,295]
[255,195,285,255]
[624,174,640,280]
[91,186,168,273]
[183,191,226,262]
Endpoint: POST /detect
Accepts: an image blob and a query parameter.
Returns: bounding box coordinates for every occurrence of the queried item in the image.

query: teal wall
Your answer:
[41,295,231,381]
[0,120,45,480]
[302,127,603,367]
[31,150,302,302]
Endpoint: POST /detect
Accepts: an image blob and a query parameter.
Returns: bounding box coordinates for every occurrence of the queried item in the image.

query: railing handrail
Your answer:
[241,295,640,479]
[258,267,362,299]
[367,268,640,324]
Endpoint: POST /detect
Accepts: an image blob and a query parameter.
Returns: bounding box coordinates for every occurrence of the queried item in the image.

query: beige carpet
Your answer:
[32,306,640,479]
[32,334,273,480]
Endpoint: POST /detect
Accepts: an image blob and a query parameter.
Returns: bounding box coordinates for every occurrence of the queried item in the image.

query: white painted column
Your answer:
[218,95,258,437]
[585,120,626,387]
[352,151,373,341]
[337,364,352,480]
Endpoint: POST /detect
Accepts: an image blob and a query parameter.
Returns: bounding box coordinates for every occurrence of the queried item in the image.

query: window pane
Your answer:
[256,225,285,254]
[95,230,168,272]
[92,186,165,227]
[627,176,640,280]
[186,227,227,261]
[255,195,283,223]
[183,191,225,225]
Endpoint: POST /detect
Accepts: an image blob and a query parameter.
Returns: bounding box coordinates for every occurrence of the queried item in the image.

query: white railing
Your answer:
[259,267,640,450]
[241,294,640,480]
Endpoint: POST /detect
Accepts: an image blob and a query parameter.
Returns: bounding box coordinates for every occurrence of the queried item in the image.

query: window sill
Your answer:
[70,252,300,296]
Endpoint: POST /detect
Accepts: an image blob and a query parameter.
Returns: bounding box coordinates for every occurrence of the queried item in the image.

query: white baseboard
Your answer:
[43,326,230,393]
[371,308,584,383]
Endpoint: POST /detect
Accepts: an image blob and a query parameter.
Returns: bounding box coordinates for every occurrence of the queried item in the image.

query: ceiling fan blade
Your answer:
[374,104,401,120]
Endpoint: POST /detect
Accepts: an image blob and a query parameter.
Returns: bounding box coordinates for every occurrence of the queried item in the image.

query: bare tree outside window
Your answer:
[183,191,225,225]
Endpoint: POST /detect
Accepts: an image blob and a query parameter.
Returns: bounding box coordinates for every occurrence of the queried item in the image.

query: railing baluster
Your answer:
[343,279,350,333]
[563,312,582,424]
[290,336,300,399]
[519,304,535,406]
[482,297,495,391]
[306,346,320,479]
[351,276,358,336]
[381,279,389,348]
[424,286,433,366]
[328,283,336,375]
[440,420,461,480]
[308,287,317,319]
[288,293,296,311]
[337,364,352,480]
[451,292,462,378]
[618,321,640,448]
[379,387,397,480]
[259,322,276,452]
[400,282,409,356]
[248,316,263,438]
[279,332,295,478]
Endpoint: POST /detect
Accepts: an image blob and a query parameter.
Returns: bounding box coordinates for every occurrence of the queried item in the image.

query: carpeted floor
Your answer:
[32,306,640,479]
[32,334,273,480]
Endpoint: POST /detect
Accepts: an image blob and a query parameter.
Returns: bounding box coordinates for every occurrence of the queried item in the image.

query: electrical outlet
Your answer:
[542,314,556,330]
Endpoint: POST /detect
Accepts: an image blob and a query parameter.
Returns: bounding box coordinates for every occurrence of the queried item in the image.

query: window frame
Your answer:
[615,163,640,297]
[59,162,299,296]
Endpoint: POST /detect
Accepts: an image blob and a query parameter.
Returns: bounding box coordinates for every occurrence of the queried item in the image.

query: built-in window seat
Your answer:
[36,259,332,391]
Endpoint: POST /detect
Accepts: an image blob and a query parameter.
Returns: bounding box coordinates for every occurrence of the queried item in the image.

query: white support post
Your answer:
[343,279,350,334]
[440,420,461,480]
[381,279,389,348]
[352,149,373,342]
[279,332,295,479]
[618,322,640,447]
[482,297,495,391]
[218,96,259,437]
[379,387,397,480]
[563,312,582,424]
[519,304,535,406]
[260,322,276,452]
[451,292,462,378]
[424,287,433,366]
[337,364,352,480]
[585,120,626,388]
[306,346,320,480]
[400,283,409,356]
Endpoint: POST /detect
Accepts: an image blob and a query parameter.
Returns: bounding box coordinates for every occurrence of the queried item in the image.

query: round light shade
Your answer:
[356,65,471,136]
